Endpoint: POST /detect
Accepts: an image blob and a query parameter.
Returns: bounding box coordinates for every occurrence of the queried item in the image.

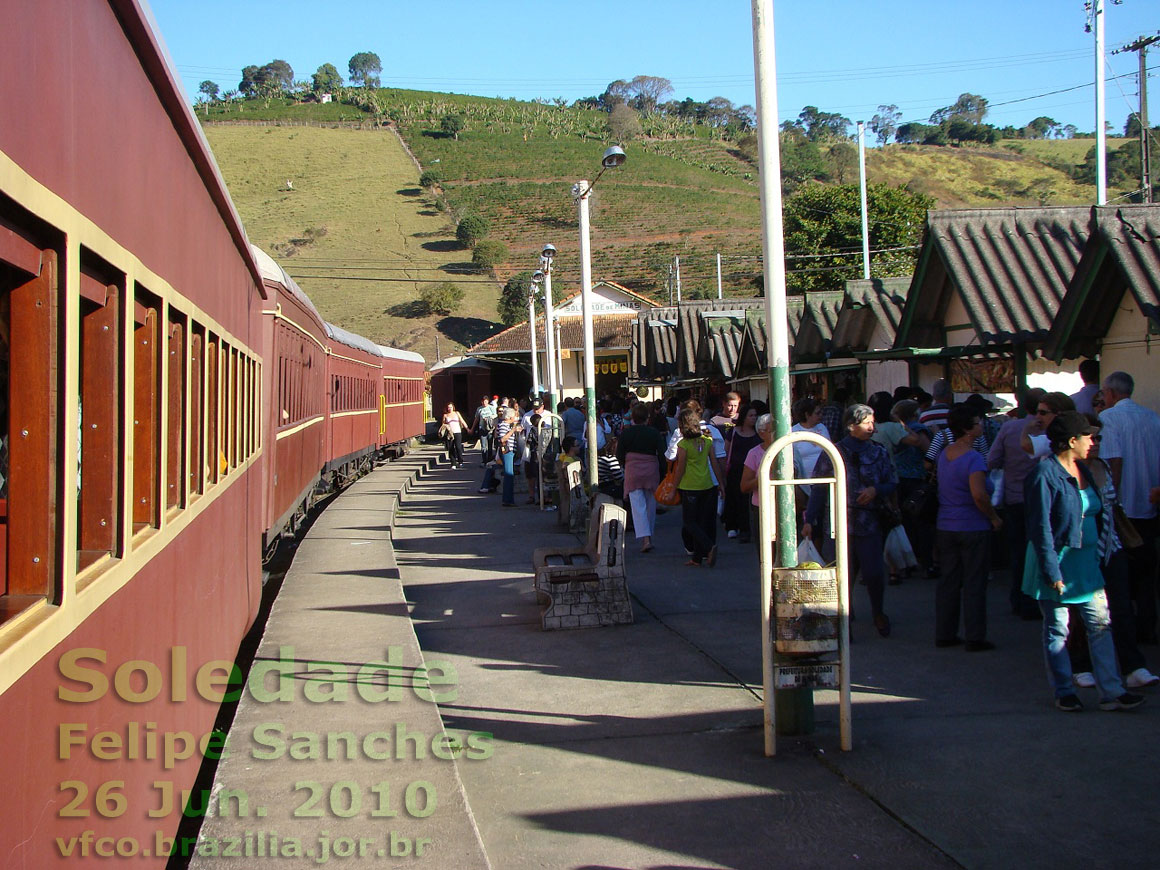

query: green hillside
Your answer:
[200,92,1126,360]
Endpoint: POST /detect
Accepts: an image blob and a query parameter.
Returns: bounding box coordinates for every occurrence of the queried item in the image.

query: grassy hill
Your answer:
[200,92,1125,360]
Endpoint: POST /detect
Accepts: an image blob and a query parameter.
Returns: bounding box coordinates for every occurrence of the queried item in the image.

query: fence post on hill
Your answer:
[752,0,814,746]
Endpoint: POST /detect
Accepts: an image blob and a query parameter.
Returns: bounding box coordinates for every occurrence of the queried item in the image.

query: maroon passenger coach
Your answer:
[0,1,424,865]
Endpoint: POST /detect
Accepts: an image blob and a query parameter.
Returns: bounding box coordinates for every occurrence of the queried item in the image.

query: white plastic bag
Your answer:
[797,537,824,566]
[883,525,919,574]
[990,469,1004,508]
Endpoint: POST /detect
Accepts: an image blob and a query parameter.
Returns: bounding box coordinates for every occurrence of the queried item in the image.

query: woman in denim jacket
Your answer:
[1022,411,1143,712]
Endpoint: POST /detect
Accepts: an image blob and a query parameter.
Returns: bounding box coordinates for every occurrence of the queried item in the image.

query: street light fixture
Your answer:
[572,145,627,488]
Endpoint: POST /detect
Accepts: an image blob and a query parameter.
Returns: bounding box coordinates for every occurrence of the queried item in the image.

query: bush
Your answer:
[471,239,508,271]
[419,169,442,189]
[456,214,490,248]
[419,282,464,316]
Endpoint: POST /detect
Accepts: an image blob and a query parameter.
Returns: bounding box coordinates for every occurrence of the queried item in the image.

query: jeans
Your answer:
[1069,549,1148,675]
[1040,590,1124,701]
[680,487,717,562]
[479,431,494,464]
[936,529,991,643]
[501,451,515,505]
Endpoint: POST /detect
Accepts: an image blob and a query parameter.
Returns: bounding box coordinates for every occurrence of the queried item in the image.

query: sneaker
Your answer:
[478,488,490,493]
[1099,692,1145,711]
[1073,672,1096,689]
[727,530,739,539]
[1125,668,1160,688]
[1055,694,1084,712]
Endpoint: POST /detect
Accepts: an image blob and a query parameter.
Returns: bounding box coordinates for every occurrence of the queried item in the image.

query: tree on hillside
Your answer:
[456,214,490,248]
[895,122,936,144]
[1024,116,1058,140]
[264,60,294,89]
[498,271,534,326]
[607,103,642,142]
[419,282,464,316]
[779,127,829,192]
[869,104,901,146]
[827,141,857,184]
[789,106,852,141]
[441,114,465,140]
[930,93,988,125]
[781,183,933,294]
[600,80,631,111]
[238,65,264,96]
[498,270,565,327]
[627,75,673,113]
[348,52,382,87]
[199,80,220,102]
[471,240,508,273]
[312,63,342,93]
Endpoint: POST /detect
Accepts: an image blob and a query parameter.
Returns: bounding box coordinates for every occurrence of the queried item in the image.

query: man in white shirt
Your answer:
[1100,370,1160,644]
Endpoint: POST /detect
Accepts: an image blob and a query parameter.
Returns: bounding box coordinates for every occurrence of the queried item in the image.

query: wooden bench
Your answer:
[532,495,632,630]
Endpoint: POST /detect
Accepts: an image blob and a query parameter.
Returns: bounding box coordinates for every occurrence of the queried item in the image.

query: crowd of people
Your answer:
[443,361,1160,712]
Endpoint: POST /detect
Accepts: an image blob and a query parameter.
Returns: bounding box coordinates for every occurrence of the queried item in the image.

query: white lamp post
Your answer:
[527,282,540,399]
[533,243,559,416]
[572,145,626,488]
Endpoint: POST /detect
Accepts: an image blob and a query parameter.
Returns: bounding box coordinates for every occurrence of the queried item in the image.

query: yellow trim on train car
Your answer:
[275,414,325,440]
[262,304,327,352]
[330,408,379,419]
[0,149,264,696]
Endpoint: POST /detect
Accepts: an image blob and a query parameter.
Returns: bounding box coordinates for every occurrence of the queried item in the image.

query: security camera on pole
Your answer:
[572,146,626,489]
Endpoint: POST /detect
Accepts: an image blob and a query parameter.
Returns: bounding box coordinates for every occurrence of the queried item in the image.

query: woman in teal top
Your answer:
[672,408,726,568]
[1022,411,1142,713]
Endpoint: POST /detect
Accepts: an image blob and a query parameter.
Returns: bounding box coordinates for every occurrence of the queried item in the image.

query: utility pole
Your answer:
[857,121,870,280]
[1113,33,1159,203]
[674,255,682,304]
[716,252,723,299]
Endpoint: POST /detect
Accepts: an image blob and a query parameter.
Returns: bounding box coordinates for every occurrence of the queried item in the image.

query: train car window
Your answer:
[132,286,161,534]
[0,228,59,623]
[220,341,233,476]
[77,254,123,574]
[166,308,186,512]
[206,333,219,485]
[189,325,204,496]
[230,346,240,467]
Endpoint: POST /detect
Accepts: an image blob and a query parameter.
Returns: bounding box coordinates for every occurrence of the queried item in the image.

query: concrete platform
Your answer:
[395,450,1160,870]
[195,447,1160,869]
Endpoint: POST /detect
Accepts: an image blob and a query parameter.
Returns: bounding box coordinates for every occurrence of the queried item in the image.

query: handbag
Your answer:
[877,500,903,530]
[655,460,681,506]
[1113,505,1144,549]
[901,479,936,521]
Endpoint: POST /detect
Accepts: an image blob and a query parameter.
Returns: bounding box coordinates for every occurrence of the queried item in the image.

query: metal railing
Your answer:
[757,431,851,756]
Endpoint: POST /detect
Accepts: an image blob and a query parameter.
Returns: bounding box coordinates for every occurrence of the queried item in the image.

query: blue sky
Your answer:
[151,0,1156,135]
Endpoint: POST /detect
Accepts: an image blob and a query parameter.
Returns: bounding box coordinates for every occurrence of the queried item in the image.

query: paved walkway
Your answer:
[397,449,1159,870]
[195,447,1160,869]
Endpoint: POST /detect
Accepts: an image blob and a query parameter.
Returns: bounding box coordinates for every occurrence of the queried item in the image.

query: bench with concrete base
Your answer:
[556,458,589,533]
[532,494,632,630]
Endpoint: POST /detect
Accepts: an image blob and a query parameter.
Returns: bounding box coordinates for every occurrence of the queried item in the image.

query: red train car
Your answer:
[377,344,427,451]
[255,246,328,547]
[0,0,266,864]
[323,322,389,481]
